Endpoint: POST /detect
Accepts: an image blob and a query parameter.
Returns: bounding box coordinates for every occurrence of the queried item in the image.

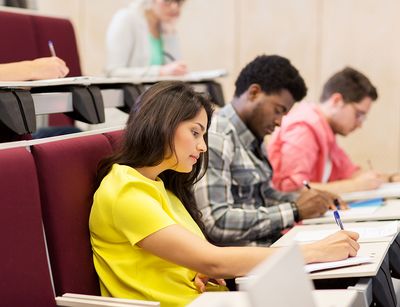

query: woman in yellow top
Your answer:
[89,81,360,307]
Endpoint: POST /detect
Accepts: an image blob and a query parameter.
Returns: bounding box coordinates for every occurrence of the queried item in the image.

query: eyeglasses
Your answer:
[163,0,185,5]
[349,103,368,122]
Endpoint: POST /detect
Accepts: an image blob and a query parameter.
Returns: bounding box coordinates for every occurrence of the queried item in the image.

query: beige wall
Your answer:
[35,0,400,172]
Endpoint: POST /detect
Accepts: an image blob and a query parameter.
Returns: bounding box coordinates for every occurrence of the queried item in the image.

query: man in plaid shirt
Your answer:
[195,55,339,246]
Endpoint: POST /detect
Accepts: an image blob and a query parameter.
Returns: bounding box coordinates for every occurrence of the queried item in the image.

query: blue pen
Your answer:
[333,210,344,230]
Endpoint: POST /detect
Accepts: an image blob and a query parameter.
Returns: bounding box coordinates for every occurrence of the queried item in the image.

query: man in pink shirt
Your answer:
[267,67,390,194]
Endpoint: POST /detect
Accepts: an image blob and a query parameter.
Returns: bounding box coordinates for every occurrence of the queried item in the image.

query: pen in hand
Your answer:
[367,159,373,171]
[303,180,311,190]
[48,40,57,57]
[333,208,344,230]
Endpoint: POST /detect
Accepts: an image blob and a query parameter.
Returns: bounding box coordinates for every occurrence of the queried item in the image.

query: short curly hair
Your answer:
[234,55,307,101]
[320,67,378,103]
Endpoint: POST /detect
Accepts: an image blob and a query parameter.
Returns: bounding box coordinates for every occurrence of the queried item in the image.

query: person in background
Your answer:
[0,56,69,81]
[89,81,359,307]
[268,67,400,194]
[105,0,187,78]
[193,55,346,248]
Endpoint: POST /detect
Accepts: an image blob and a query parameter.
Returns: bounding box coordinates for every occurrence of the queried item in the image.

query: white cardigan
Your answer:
[105,1,181,78]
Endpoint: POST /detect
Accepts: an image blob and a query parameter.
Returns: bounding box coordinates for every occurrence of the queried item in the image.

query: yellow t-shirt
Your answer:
[89,164,224,307]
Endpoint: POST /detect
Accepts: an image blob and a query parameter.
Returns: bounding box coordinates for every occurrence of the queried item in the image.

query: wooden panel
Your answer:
[238,0,320,101]
[321,0,400,172]
[177,0,237,100]
[80,0,131,75]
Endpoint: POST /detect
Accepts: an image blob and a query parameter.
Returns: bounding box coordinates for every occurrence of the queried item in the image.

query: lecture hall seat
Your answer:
[31,134,113,296]
[0,147,56,306]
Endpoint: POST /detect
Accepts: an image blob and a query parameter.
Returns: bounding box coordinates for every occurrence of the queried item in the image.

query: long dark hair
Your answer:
[95,81,213,231]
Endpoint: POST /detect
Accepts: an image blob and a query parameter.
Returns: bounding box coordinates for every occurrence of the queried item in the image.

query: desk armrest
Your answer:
[56,293,160,307]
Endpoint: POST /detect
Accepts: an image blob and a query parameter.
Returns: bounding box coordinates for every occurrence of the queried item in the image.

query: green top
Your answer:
[149,34,164,65]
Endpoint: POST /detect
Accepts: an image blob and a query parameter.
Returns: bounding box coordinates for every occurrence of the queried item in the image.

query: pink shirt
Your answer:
[267,102,359,192]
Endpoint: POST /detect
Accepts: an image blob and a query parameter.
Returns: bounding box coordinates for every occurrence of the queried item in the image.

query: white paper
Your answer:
[0,70,228,89]
[0,76,95,88]
[304,256,373,273]
[137,69,228,83]
[341,182,400,201]
[322,206,380,218]
[294,221,398,242]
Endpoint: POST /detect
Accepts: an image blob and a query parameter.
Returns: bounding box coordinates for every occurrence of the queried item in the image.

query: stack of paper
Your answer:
[341,182,400,201]
[305,256,374,273]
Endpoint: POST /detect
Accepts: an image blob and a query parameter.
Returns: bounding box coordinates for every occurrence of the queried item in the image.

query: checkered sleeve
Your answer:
[195,130,296,246]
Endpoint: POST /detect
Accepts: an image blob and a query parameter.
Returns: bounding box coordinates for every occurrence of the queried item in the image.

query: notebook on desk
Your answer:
[341,182,400,201]
[239,244,317,307]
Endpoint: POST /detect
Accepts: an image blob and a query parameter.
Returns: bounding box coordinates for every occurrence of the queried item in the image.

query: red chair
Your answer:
[31,134,113,296]
[32,13,82,127]
[103,129,124,151]
[0,147,55,306]
[0,11,39,63]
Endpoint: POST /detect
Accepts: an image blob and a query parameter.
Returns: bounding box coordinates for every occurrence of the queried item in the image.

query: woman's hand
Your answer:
[194,273,226,293]
[30,57,69,80]
[160,61,187,76]
[301,230,360,263]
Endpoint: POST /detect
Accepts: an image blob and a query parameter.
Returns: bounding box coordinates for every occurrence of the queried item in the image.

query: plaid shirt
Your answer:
[195,104,297,246]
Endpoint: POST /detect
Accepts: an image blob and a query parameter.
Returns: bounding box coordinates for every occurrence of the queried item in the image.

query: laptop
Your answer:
[239,243,317,307]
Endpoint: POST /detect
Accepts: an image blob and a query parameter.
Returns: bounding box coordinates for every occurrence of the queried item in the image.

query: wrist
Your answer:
[301,243,321,264]
[290,202,300,222]
[388,173,397,182]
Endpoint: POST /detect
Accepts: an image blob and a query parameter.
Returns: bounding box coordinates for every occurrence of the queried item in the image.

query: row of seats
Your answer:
[0,8,80,127]
[0,129,133,306]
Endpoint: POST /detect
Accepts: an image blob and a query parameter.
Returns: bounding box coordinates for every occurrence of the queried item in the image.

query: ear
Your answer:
[247,84,262,101]
[330,93,344,108]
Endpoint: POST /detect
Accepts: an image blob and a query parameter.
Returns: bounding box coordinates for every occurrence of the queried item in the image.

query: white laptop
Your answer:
[189,244,361,307]
[189,244,316,307]
[239,243,317,307]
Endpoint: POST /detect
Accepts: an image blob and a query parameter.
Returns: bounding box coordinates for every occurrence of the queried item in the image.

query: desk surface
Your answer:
[303,199,400,225]
[272,221,399,247]
[187,290,360,307]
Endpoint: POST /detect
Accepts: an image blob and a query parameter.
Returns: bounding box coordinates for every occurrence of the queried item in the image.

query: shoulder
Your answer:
[208,114,238,150]
[281,103,322,129]
[209,113,239,139]
[102,164,164,204]
[110,4,146,28]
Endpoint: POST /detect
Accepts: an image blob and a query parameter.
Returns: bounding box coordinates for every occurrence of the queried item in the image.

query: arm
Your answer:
[0,57,69,81]
[138,224,360,278]
[308,172,383,194]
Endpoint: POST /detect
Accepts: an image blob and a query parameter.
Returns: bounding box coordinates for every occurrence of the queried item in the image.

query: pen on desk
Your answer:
[333,210,344,230]
[367,159,373,171]
[302,180,311,190]
[163,51,176,62]
[48,40,57,57]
